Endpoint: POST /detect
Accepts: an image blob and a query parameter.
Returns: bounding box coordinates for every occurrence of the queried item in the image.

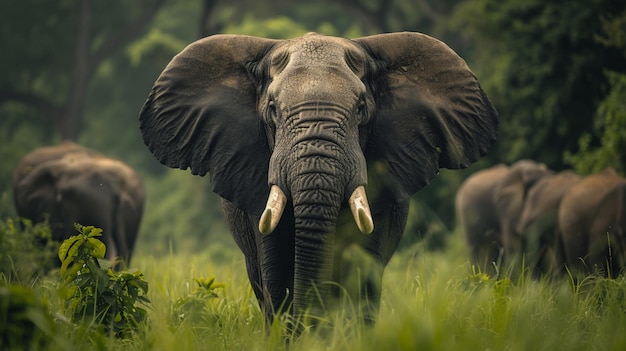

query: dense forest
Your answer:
[1,0,625,255]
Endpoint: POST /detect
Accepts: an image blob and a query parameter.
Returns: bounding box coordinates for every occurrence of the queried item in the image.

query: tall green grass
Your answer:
[2,224,626,350]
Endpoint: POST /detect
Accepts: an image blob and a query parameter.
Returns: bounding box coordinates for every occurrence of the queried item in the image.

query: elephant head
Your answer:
[140,32,498,323]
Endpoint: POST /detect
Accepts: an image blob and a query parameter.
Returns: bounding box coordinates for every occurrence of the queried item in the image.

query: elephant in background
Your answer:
[455,160,552,275]
[516,170,581,277]
[559,168,626,278]
[12,142,145,268]
[455,164,509,274]
[140,32,498,326]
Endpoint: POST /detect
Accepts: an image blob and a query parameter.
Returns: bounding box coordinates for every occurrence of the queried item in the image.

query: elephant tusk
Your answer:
[349,186,374,234]
[259,185,287,235]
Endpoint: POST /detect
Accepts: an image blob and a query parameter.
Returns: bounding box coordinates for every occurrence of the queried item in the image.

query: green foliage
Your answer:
[58,224,150,338]
[170,276,226,328]
[0,218,59,282]
[137,169,232,257]
[0,284,56,350]
[127,28,188,66]
[0,237,626,350]
[223,15,311,38]
[452,0,626,168]
[565,10,626,175]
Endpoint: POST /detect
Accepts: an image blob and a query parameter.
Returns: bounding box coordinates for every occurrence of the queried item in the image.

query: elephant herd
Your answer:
[456,160,626,279]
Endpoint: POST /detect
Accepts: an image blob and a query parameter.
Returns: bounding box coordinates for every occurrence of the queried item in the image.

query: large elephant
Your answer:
[12,142,145,268]
[516,170,581,277]
[455,160,552,275]
[139,32,498,325]
[559,168,626,278]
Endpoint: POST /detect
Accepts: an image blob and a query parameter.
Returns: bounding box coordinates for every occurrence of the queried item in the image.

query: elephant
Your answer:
[455,160,552,275]
[139,32,498,326]
[12,142,145,268]
[11,141,101,186]
[516,170,581,277]
[559,168,626,278]
[455,164,509,273]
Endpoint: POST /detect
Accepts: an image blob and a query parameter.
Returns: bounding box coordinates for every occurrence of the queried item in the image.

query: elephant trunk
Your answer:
[261,110,374,324]
[291,171,343,323]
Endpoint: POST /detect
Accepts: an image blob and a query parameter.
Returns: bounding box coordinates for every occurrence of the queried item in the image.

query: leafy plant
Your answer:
[170,276,226,328]
[58,224,150,338]
[0,217,59,282]
[463,266,492,293]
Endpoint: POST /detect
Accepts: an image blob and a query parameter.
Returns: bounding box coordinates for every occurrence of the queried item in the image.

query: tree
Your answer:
[0,0,163,141]
[453,0,626,169]
[565,9,626,175]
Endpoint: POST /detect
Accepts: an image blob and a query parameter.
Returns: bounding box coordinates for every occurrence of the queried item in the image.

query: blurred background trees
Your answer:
[1,0,624,254]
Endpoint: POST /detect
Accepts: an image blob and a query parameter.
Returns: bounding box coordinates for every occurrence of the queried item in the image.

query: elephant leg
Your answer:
[116,195,142,267]
[221,200,264,304]
[222,199,295,323]
[112,208,130,268]
[471,234,502,275]
[334,200,408,324]
[258,214,295,321]
[336,244,383,324]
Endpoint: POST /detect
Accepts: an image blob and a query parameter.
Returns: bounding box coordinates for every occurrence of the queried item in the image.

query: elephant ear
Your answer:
[140,35,278,215]
[355,32,498,195]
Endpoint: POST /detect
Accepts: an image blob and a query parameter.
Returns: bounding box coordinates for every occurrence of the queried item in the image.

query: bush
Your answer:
[58,224,150,338]
[0,218,59,283]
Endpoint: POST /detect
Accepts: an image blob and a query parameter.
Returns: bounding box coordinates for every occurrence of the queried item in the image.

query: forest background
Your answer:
[1,0,625,256]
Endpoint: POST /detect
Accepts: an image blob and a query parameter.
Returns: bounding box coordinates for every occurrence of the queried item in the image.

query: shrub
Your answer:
[0,218,59,283]
[58,224,150,338]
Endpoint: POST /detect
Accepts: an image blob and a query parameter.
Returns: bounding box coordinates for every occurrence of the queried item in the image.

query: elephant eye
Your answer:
[356,100,366,120]
[267,100,278,124]
[355,97,373,126]
[357,100,365,113]
[268,100,277,114]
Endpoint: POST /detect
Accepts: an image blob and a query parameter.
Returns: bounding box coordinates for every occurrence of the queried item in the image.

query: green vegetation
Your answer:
[0,218,59,282]
[1,219,626,350]
[58,224,150,338]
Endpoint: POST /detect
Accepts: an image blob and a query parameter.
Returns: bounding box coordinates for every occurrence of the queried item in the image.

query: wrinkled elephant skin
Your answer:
[140,32,499,326]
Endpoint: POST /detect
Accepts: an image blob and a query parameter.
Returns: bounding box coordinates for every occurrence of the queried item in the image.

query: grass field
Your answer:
[3,226,626,351]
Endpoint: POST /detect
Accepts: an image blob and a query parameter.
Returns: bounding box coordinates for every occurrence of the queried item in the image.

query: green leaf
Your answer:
[61,261,82,282]
[58,235,83,261]
[87,237,106,258]
[86,227,103,238]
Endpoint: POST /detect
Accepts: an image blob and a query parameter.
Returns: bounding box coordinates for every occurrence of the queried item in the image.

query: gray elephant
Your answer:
[455,164,508,274]
[516,170,581,277]
[140,32,498,326]
[559,168,626,278]
[456,160,552,275]
[12,142,145,268]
